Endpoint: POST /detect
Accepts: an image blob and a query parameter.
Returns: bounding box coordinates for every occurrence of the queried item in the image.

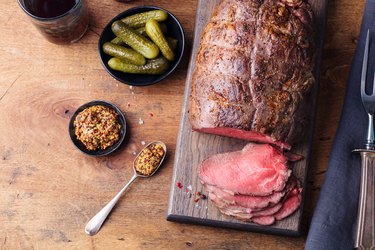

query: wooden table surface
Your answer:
[0,0,365,249]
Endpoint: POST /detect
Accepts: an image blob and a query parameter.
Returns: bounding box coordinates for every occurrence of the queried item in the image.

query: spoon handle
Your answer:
[85,174,138,236]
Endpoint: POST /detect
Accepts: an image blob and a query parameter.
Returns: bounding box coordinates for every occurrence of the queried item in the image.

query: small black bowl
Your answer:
[98,6,185,86]
[69,100,126,156]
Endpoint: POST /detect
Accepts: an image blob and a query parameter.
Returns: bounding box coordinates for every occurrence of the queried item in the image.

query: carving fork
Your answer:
[353,30,375,250]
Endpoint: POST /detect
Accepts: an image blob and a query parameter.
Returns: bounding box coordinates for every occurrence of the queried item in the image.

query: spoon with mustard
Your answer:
[85,141,167,236]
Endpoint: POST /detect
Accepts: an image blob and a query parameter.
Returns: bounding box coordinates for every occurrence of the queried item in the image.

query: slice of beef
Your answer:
[284,151,303,162]
[274,187,302,220]
[188,0,315,147]
[209,192,261,215]
[250,184,302,225]
[251,216,276,226]
[207,176,299,220]
[198,143,291,196]
[205,184,286,209]
[205,175,297,210]
[197,127,291,150]
[214,197,284,220]
[251,203,283,218]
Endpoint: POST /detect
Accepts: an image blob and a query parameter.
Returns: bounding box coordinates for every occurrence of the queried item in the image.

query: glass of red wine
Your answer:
[17,0,89,44]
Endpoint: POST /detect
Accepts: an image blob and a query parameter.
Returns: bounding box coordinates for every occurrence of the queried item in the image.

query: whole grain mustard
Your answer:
[74,105,121,150]
[135,143,165,176]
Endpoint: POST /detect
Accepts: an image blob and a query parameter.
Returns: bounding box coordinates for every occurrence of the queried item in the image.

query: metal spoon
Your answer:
[85,141,167,236]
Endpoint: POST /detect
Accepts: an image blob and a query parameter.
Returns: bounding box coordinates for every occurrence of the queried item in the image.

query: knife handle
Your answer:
[355,151,375,250]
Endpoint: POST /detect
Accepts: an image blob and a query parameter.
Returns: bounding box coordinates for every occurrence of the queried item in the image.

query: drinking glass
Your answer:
[17,0,89,44]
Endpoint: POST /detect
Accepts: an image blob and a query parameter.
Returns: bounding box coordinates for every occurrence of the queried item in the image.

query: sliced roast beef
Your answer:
[274,187,302,220]
[205,175,297,210]
[207,176,300,221]
[198,142,303,226]
[251,203,283,218]
[212,196,284,220]
[250,185,302,225]
[205,184,286,209]
[214,184,302,225]
[197,127,291,150]
[198,143,291,196]
[251,216,276,226]
[209,192,264,215]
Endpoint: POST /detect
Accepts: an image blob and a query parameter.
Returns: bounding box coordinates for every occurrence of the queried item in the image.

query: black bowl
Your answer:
[98,6,185,86]
[69,100,126,156]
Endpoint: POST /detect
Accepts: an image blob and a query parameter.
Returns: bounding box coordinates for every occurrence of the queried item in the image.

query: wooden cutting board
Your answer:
[167,0,327,236]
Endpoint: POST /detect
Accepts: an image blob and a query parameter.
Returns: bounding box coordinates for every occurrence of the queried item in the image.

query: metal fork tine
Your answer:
[362,30,369,96]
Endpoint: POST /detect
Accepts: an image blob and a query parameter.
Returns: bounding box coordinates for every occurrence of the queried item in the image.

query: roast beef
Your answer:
[198,143,291,196]
[251,186,302,225]
[198,143,303,225]
[205,175,297,210]
[211,193,284,220]
[205,184,286,209]
[188,0,315,149]
[205,176,301,224]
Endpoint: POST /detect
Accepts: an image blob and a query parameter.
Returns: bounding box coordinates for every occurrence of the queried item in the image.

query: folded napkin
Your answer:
[305,1,375,249]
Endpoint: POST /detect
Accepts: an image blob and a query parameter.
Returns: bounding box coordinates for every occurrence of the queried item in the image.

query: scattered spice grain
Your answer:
[186,241,193,247]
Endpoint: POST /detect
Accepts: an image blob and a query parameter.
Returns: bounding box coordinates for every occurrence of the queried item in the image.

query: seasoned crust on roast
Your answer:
[196,44,251,82]
[189,0,315,146]
[211,0,261,22]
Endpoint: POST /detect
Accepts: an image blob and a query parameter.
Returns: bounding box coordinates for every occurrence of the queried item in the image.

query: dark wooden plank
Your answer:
[167,0,328,236]
[0,0,364,248]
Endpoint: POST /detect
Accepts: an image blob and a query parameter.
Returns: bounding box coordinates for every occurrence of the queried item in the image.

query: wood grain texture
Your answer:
[167,0,327,236]
[0,0,365,249]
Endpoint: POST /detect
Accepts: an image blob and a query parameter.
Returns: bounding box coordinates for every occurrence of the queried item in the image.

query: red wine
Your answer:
[31,0,77,18]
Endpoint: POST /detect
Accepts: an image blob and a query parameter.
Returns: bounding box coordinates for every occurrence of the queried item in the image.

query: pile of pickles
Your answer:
[103,10,178,75]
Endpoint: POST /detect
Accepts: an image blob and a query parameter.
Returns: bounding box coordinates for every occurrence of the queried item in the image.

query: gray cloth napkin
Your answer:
[305,1,375,249]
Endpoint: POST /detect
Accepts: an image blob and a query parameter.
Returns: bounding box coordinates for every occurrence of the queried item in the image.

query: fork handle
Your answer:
[365,114,375,150]
[354,150,375,249]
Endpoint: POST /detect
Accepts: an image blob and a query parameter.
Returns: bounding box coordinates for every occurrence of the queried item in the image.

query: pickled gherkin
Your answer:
[110,36,125,46]
[121,10,168,29]
[136,22,167,37]
[111,25,149,45]
[111,21,159,59]
[103,42,146,66]
[108,57,170,75]
[145,19,175,61]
